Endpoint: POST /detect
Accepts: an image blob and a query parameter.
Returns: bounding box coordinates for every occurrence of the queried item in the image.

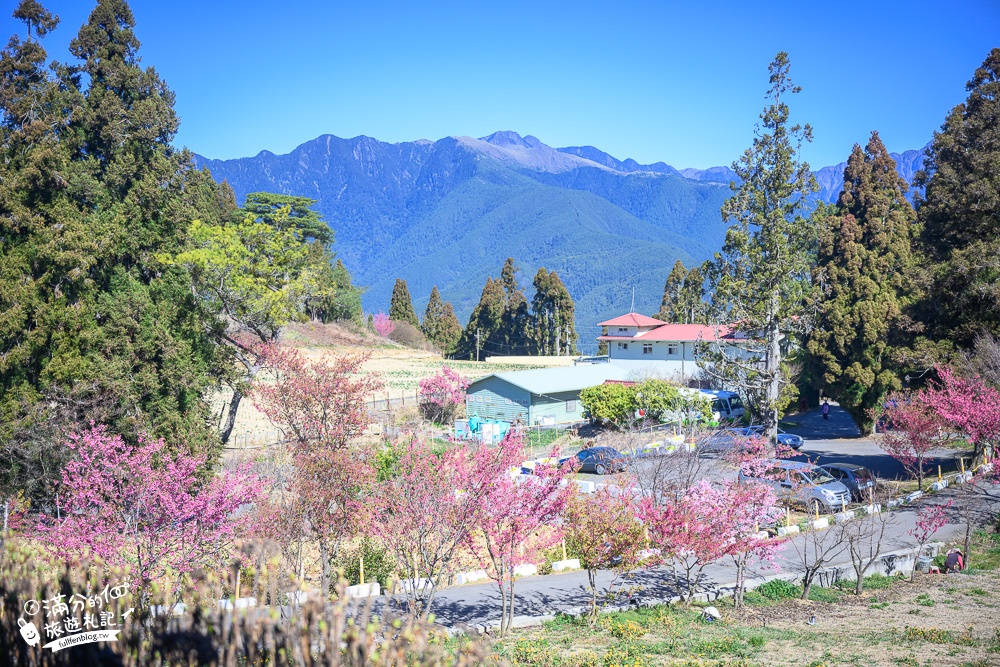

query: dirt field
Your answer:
[218,322,551,447]
[493,568,1000,667]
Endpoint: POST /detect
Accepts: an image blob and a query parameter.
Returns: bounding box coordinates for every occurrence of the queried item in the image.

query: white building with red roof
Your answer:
[596,312,744,379]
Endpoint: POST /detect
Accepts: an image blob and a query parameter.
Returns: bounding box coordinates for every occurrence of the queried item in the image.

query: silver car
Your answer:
[739,459,851,512]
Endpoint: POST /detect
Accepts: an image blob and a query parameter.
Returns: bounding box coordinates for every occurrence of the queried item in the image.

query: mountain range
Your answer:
[193,131,927,353]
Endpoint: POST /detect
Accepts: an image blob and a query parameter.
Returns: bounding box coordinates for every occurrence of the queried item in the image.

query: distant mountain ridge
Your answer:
[193,131,926,353]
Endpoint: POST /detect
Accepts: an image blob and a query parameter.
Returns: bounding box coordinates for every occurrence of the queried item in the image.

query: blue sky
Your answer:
[4,0,998,168]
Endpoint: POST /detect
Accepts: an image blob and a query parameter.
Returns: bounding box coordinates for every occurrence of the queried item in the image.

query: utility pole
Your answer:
[476,328,481,362]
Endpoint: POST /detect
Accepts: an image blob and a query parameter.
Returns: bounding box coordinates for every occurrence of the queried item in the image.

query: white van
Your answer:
[701,390,745,422]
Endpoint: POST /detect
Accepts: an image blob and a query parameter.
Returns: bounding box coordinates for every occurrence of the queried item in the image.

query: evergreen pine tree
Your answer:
[655,260,687,322]
[913,48,1000,350]
[807,132,915,433]
[421,286,461,354]
[389,278,419,327]
[421,286,446,346]
[455,278,506,360]
[437,302,462,355]
[655,261,706,324]
[243,192,333,244]
[704,52,818,439]
[531,267,578,355]
[680,265,706,324]
[0,0,237,464]
[499,258,531,354]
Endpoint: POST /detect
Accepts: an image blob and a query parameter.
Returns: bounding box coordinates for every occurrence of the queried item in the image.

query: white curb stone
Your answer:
[809,518,829,530]
[513,564,538,577]
[345,583,381,598]
[834,511,855,522]
[777,525,800,536]
[455,570,489,585]
[552,559,581,572]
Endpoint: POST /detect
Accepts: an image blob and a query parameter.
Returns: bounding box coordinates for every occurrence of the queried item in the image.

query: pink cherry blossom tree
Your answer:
[372,311,395,338]
[640,479,733,604]
[248,342,382,450]
[922,366,1000,466]
[908,500,953,565]
[465,434,575,636]
[247,342,383,597]
[716,480,784,609]
[417,366,470,424]
[879,391,941,490]
[35,425,263,611]
[372,435,508,619]
[562,479,645,622]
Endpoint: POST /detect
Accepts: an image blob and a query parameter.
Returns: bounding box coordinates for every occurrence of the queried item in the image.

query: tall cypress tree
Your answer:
[655,260,705,323]
[913,48,1000,351]
[388,278,419,327]
[807,132,915,433]
[704,52,818,439]
[0,0,239,470]
[421,286,461,353]
[455,278,506,360]
[499,257,531,354]
[531,267,578,355]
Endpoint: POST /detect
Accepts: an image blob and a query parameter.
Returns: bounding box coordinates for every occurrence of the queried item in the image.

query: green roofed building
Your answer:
[465,365,629,426]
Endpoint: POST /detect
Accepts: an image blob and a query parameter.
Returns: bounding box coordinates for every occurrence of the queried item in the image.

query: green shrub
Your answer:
[337,536,395,589]
[807,586,843,603]
[755,578,802,601]
[691,636,747,659]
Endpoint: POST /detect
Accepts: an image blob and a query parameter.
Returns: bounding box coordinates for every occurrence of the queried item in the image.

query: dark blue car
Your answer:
[570,447,629,475]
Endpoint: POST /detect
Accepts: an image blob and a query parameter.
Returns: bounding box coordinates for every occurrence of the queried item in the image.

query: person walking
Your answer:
[821,400,830,421]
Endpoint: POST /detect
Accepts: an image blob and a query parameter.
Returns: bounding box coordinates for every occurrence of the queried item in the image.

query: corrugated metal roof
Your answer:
[469,364,630,396]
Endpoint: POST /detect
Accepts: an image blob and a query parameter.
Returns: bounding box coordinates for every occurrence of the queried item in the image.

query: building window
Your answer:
[505,398,511,404]
[643,343,653,355]
[566,400,577,413]
[617,342,628,350]
[667,344,679,355]
[618,327,629,332]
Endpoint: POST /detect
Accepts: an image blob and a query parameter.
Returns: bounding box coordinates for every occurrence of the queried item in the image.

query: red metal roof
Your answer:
[597,312,665,327]
[597,323,735,342]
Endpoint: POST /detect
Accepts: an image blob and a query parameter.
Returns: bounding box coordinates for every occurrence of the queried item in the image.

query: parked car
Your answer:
[730,425,804,450]
[701,390,746,422]
[570,447,629,475]
[696,430,739,455]
[739,459,851,512]
[818,463,877,502]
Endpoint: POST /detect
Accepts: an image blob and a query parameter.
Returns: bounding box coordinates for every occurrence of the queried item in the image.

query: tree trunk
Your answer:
[734,559,746,610]
[220,388,243,445]
[765,298,781,442]
[801,569,815,600]
[220,363,262,444]
[319,539,330,602]
[964,524,973,570]
[588,568,599,621]
[506,581,516,636]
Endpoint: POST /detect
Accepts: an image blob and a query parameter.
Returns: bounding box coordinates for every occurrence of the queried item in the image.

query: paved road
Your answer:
[423,481,1000,628]
[783,405,960,481]
[417,407,994,629]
